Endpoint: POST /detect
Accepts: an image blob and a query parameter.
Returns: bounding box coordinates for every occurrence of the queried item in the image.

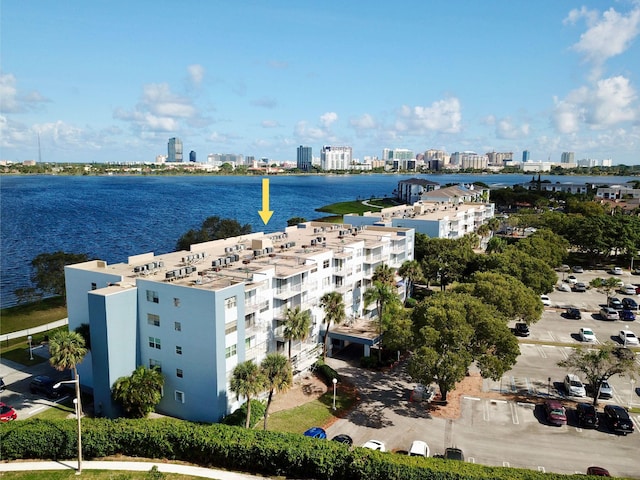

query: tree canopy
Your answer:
[176,216,252,251]
[260,353,292,431]
[414,235,475,290]
[111,365,165,418]
[230,360,265,428]
[30,251,89,300]
[319,291,346,359]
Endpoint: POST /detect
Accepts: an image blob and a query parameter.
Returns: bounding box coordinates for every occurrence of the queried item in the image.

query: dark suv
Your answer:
[576,403,598,429]
[29,375,60,398]
[603,405,634,435]
[514,323,530,337]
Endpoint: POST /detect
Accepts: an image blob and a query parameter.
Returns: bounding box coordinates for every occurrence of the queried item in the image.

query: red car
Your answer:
[0,402,17,422]
[544,399,567,426]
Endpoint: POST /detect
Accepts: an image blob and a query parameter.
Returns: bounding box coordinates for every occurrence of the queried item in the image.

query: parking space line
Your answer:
[468,457,475,463]
[560,348,570,360]
[538,466,546,473]
[503,461,510,468]
[510,376,517,393]
[536,346,547,358]
[483,400,490,422]
[547,331,556,342]
[509,402,519,425]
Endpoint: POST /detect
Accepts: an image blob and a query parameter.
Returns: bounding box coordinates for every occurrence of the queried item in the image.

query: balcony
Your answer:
[244,297,269,314]
[273,284,302,300]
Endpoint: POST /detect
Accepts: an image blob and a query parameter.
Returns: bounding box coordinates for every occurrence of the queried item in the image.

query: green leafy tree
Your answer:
[408,293,519,401]
[380,302,413,354]
[482,247,557,294]
[485,236,507,254]
[230,360,265,428]
[515,229,569,268]
[74,323,92,350]
[372,263,396,286]
[283,306,311,362]
[319,291,346,359]
[286,217,307,226]
[30,251,89,300]
[260,353,292,430]
[363,281,400,361]
[176,216,252,250]
[589,277,621,303]
[48,330,87,418]
[558,343,640,406]
[111,366,165,418]
[415,236,475,290]
[398,260,423,300]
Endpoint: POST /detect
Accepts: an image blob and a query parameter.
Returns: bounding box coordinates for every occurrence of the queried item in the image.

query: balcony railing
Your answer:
[273,284,302,300]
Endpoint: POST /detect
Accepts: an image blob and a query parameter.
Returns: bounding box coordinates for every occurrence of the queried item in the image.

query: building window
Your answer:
[245,336,255,349]
[225,320,237,335]
[225,296,237,309]
[245,313,256,329]
[175,391,185,403]
[176,345,182,355]
[174,321,182,332]
[148,337,161,349]
[323,259,330,269]
[146,290,159,303]
[91,283,97,290]
[225,344,237,359]
[174,297,180,307]
[149,359,162,372]
[323,277,331,287]
[176,368,183,378]
[147,314,160,327]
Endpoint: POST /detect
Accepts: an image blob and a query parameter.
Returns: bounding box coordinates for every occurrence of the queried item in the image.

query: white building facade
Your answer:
[321,146,353,170]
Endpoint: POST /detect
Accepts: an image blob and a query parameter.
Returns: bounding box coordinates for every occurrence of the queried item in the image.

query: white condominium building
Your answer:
[64,222,414,423]
[321,145,353,170]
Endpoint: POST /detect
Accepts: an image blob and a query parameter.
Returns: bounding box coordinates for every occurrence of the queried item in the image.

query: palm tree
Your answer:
[111,365,164,418]
[398,260,423,301]
[283,306,311,362]
[230,360,265,428]
[372,263,395,286]
[363,281,398,361]
[260,353,292,430]
[319,291,346,359]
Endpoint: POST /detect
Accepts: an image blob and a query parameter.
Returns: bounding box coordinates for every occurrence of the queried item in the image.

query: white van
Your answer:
[564,374,586,397]
[408,440,430,457]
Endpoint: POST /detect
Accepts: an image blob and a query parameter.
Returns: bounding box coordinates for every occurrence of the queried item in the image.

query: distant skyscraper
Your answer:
[321,145,352,170]
[522,150,530,162]
[561,152,574,164]
[297,146,313,171]
[168,138,183,162]
[189,150,196,162]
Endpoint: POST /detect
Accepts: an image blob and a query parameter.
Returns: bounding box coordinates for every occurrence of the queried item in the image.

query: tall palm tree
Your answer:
[372,263,395,286]
[283,306,311,362]
[363,281,398,361]
[260,353,292,430]
[319,291,345,359]
[230,360,265,428]
[111,365,164,418]
[398,260,423,301]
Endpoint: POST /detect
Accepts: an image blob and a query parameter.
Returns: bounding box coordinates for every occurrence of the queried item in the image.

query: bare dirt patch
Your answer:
[269,376,328,413]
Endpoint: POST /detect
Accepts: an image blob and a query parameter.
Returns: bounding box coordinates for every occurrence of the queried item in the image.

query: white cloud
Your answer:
[495,117,530,139]
[141,83,196,118]
[320,112,338,128]
[0,73,49,114]
[349,113,377,133]
[187,64,205,87]
[261,120,280,128]
[395,97,462,134]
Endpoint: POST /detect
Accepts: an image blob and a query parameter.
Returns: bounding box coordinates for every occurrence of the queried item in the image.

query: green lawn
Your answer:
[0,296,67,334]
[0,470,202,479]
[315,198,399,215]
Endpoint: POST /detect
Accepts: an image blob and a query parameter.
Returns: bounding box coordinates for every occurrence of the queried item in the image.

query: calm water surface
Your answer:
[1,173,636,308]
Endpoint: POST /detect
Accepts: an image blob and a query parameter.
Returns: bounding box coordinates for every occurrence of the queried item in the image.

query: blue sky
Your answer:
[2,1,640,165]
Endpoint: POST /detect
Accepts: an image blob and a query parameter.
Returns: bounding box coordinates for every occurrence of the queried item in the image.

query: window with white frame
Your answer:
[149,359,162,372]
[148,337,161,349]
[323,259,330,269]
[225,296,237,309]
[174,321,182,332]
[225,344,237,358]
[225,320,237,335]
[147,314,160,327]
[175,391,185,403]
[176,368,183,378]
[146,290,159,303]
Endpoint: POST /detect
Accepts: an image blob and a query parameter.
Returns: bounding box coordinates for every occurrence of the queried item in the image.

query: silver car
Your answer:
[598,380,613,399]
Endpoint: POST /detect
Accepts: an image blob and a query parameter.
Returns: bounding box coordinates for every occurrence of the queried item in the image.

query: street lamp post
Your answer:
[332,378,337,410]
[27,335,33,361]
[630,379,636,409]
[54,375,82,475]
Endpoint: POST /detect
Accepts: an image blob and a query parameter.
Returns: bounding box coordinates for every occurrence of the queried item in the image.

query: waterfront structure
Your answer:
[168,138,183,163]
[449,152,488,170]
[396,178,440,205]
[345,184,493,239]
[486,152,513,166]
[595,185,640,200]
[524,182,588,194]
[321,146,353,170]
[296,146,313,172]
[561,152,574,164]
[383,148,415,171]
[64,222,415,423]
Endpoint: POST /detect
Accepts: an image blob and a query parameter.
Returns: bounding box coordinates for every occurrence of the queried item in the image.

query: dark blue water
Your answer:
[1,172,636,308]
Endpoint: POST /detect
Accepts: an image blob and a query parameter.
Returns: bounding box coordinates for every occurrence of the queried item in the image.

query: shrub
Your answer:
[313,360,340,385]
[221,399,266,428]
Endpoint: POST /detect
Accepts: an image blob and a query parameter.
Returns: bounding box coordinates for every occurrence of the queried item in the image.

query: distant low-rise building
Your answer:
[396,178,440,205]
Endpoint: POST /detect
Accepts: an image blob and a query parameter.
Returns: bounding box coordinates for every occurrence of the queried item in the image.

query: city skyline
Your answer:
[1,1,639,165]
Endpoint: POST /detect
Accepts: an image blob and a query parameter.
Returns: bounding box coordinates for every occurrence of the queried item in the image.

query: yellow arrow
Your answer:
[258,178,274,225]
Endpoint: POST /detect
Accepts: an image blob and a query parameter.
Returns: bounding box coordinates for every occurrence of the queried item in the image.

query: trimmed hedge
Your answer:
[0,418,600,480]
[313,360,340,385]
[221,399,266,428]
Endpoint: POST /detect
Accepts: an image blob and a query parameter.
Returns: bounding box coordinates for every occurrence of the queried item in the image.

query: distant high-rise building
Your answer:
[321,146,352,170]
[297,146,313,172]
[486,151,513,166]
[382,148,415,170]
[189,151,197,162]
[561,152,574,164]
[168,138,183,163]
[522,150,530,162]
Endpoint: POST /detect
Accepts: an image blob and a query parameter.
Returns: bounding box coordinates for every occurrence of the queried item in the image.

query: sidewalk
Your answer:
[1,318,69,342]
[0,460,268,479]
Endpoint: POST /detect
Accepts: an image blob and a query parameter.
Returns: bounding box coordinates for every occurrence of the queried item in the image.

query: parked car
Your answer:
[598,380,613,399]
[408,440,429,457]
[540,295,551,307]
[0,402,17,422]
[576,403,599,429]
[443,447,465,461]
[621,284,637,295]
[544,399,567,426]
[566,275,578,285]
[564,374,586,397]
[579,327,596,342]
[619,330,639,346]
[622,297,638,311]
[362,440,386,452]
[572,265,584,273]
[603,405,634,435]
[613,347,635,360]
[557,282,571,292]
[566,308,582,320]
[600,307,619,321]
[611,267,623,275]
[303,427,327,439]
[0,377,5,392]
[586,466,611,477]
[331,434,353,446]
[514,322,530,337]
[619,309,636,321]
[573,282,587,292]
[608,297,623,310]
[29,375,61,398]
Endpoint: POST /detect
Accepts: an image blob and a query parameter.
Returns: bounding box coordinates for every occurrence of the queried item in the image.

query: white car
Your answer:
[564,373,586,397]
[540,295,551,307]
[619,330,639,346]
[362,440,386,452]
[579,327,596,343]
[566,275,578,285]
[611,266,623,275]
[621,284,637,295]
[600,307,619,321]
[557,283,571,292]
[408,440,430,457]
